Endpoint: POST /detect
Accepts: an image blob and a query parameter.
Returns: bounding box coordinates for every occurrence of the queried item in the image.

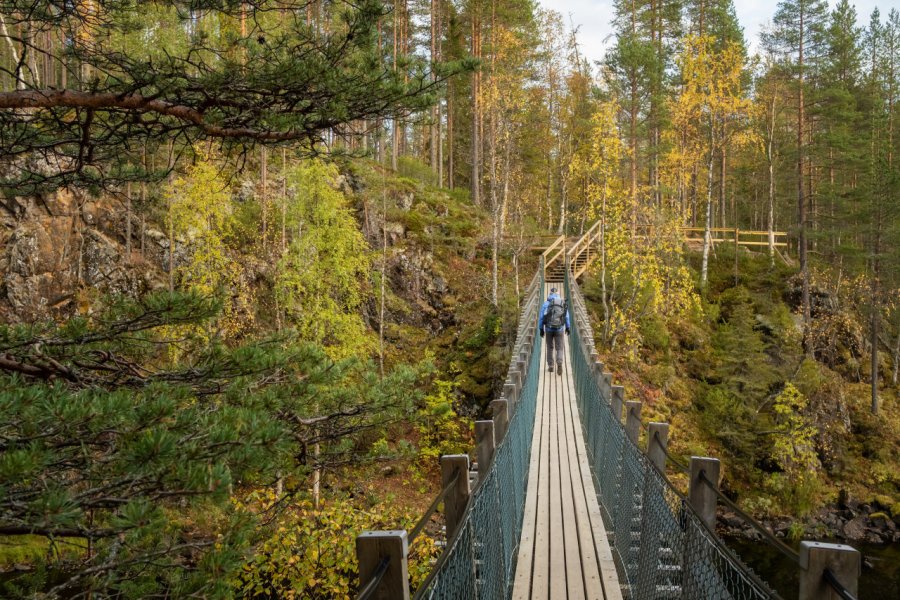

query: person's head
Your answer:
[549,287,558,298]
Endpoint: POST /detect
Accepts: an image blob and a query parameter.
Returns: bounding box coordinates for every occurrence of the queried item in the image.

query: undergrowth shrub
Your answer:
[237,492,439,599]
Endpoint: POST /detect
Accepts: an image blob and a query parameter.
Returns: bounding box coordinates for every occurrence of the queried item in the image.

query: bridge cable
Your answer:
[356,555,391,600]
[698,469,800,564]
[823,567,859,600]
[650,428,691,474]
[409,469,460,547]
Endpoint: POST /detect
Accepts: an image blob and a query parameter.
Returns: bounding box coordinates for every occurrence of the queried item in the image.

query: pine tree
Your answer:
[764,0,829,333]
[0,293,426,597]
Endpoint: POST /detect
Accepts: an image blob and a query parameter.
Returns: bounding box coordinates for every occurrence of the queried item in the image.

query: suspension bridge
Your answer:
[355,227,861,600]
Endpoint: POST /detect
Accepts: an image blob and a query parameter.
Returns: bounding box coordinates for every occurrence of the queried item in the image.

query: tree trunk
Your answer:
[767,94,776,265]
[701,142,715,289]
[379,167,387,377]
[871,279,879,414]
[798,6,811,330]
[719,147,727,229]
[601,186,610,343]
[281,148,287,252]
[448,92,454,189]
[125,182,132,263]
[260,146,268,247]
[430,0,439,181]
[892,324,900,386]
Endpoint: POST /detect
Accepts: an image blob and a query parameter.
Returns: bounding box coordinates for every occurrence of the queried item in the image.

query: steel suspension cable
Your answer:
[698,470,800,564]
[356,556,391,600]
[823,568,859,600]
[651,428,691,474]
[408,470,460,546]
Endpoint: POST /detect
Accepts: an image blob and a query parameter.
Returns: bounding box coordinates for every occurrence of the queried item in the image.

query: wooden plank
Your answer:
[558,353,604,600]
[512,339,548,600]
[530,349,553,599]
[557,357,585,600]
[533,351,553,599]
[548,367,567,598]
[567,366,624,600]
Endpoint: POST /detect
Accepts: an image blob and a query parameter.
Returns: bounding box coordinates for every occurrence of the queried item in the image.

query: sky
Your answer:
[541,0,890,65]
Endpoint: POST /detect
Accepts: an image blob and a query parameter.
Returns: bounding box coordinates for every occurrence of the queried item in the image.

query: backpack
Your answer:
[546,297,566,329]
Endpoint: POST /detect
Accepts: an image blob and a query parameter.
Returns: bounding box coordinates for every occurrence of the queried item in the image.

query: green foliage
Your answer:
[166,153,253,339]
[710,286,780,398]
[417,379,472,463]
[0,292,428,598]
[771,384,820,478]
[237,492,438,599]
[277,159,374,359]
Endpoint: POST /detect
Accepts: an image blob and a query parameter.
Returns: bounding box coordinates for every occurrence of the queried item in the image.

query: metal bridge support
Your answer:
[798,541,860,600]
[475,420,495,479]
[647,423,669,473]
[491,399,509,444]
[356,530,410,600]
[625,401,642,445]
[441,454,471,540]
[688,457,720,530]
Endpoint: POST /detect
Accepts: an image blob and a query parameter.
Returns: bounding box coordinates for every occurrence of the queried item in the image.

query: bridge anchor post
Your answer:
[356,530,410,600]
[798,541,860,600]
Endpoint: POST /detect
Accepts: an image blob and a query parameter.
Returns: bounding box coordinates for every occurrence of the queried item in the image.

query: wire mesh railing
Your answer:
[563,268,781,600]
[412,269,544,600]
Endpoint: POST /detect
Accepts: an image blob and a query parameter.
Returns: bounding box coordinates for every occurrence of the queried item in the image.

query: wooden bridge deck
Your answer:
[512,308,623,600]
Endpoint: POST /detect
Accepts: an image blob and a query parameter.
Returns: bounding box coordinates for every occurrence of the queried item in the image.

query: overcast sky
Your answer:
[542,0,890,65]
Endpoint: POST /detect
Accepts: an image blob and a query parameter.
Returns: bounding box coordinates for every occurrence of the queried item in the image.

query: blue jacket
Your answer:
[539,293,570,332]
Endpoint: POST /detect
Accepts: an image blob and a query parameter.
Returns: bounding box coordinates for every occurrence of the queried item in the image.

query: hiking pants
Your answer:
[545,329,564,367]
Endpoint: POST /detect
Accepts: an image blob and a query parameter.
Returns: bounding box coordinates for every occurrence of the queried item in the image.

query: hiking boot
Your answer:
[547,365,554,373]
[557,364,563,376]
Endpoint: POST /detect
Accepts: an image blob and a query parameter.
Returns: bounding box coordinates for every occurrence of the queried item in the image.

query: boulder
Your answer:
[843,516,867,541]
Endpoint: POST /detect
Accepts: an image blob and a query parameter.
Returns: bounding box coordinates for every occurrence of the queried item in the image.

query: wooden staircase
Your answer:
[541,221,601,283]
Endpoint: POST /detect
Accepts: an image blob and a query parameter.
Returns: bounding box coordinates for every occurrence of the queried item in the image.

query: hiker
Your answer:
[539,287,570,375]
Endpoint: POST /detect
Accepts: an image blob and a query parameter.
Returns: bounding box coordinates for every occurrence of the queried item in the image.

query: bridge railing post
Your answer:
[688,456,720,530]
[636,421,674,600]
[356,530,410,600]
[475,421,495,481]
[610,385,624,423]
[503,382,518,408]
[646,423,669,473]
[441,454,471,540]
[798,541,860,600]
[490,399,509,444]
[625,401,642,445]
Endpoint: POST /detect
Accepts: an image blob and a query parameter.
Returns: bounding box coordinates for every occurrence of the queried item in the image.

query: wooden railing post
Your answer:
[689,457,720,530]
[610,385,624,423]
[503,382,518,407]
[474,421,495,479]
[625,401,642,445]
[490,399,509,443]
[647,423,669,473]
[356,530,410,600]
[441,455,471,540]
[511,369,523,395]
[798,541,860,600]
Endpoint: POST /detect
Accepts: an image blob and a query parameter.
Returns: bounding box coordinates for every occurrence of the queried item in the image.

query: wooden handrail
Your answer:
[679,227,787,236]
[541,234,566,258]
